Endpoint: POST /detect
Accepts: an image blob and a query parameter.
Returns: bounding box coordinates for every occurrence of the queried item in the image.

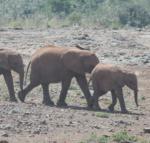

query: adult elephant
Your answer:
[0,49,24,102]
[18,45,99,107]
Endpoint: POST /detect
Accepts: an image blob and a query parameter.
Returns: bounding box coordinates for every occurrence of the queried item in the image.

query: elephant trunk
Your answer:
[134,90,138,107]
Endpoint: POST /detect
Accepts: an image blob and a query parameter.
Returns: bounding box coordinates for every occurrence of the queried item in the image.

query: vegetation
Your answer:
[95,112,110,118]
[79,131,140,143]
[112,131,137,142]
[1,0,150,28]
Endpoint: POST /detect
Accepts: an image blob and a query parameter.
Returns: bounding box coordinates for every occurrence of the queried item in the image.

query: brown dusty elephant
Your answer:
[90,64,138,113]
[18,45,99,107]
[0,49,24,102]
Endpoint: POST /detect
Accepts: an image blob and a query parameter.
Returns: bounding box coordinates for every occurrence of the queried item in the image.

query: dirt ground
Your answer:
[0,27,150,143]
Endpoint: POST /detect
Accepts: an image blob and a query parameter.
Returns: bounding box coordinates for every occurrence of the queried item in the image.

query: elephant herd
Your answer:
[0,45,138,113]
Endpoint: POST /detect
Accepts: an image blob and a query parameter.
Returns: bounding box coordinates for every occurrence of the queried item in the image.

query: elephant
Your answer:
[0,49,24,102]
[18,45,99,107]
[90,64,138,113]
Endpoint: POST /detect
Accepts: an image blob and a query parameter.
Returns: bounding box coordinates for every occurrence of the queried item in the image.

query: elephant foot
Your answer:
[121,109,128,114]
[10,97,17,102]
[43,100,54,106]
[87,99,94,109]
[92,105,101,111]
[18,91,25,102]
[57,100,68,107]
[87,103,93,109]
[108,105,114,112]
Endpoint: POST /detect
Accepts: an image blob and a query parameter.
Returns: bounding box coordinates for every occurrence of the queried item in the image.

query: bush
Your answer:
[1,0,150,28]
[68,12,81,25]
[50,0,72,16]
[119,4,150,28]
[113,131,137,142]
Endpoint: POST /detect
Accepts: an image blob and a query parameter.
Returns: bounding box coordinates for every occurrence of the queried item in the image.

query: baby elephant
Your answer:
[90,64,138,113]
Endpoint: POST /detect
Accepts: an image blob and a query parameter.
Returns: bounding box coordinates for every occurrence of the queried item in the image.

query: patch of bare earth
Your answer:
[0,28,150,142]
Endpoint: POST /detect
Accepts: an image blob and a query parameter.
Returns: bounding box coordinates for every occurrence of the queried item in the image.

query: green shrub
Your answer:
[68,12,81,25]
[119,4,150,28]
[1,0,150,28]
[95,112,109,118]
[112,131,137,142]
[98,135,110,143]
[50,0,72,16]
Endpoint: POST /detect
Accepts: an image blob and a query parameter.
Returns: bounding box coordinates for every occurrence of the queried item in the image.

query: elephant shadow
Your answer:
[25,102,143,116]
[58,105,144,116]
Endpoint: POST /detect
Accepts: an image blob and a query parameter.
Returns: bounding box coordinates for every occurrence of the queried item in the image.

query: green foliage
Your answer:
[95,112,109,118]
[79,131,140,143]
[1,0,150,28]
[119,4,150,28]
[141,96,146,100]
[98,135,110,143]
[50,0,72,16]
[112,131,137,142]
[68,12,81,25]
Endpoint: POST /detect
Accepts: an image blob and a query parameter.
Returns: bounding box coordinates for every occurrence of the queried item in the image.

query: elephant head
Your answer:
[123,72,138,106]
[0,50,24,91]
[62,49,99,75]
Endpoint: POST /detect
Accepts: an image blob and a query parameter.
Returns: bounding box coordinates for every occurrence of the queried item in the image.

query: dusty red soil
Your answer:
[0,28,150,143]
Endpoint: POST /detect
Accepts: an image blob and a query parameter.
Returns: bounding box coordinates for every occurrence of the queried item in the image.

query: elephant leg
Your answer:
[92,91,101,111]
[75,75,93,108]
[42,84,54,106]
[18,82,37,102]
[3,71,17,102]
[116,88,128,113]
[57,78,72,107]
[108,89,117,112]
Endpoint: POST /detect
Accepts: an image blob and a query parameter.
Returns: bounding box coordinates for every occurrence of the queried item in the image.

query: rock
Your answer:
[135,116,139,120]
[143,59,149,64]
[82,112,88,116]
[108,129,114,132]
[0,141,9,143]
[40,120,47,125]
[93,125,101,129]
[32,128,41,134]
[1,133,9,137]
[119,52,126,55]
[144,128,150,133]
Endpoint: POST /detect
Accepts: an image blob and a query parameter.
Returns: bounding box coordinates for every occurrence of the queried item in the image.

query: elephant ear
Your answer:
[62,50,85,75]
[0,53,10,70]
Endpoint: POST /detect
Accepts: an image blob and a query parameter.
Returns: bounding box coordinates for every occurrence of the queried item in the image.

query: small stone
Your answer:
[108,129,114,132]
[32,129,40,134]
[143,59,149,64]
[1,133,8,137]
[144,128,150,133]
[82,112,88,116]
[60,109,64,112]
[135,116,139,120]
[40,120,47,125]
[0,141,9,143]
[93,126,101,129]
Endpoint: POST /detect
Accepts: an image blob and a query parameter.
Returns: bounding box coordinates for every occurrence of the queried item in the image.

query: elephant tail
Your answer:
[24,61,31,85]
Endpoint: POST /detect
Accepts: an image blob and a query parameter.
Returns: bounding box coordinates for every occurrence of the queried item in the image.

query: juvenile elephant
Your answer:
[90,64,138,113]
[18,45,99,107]
[0,49,24,101]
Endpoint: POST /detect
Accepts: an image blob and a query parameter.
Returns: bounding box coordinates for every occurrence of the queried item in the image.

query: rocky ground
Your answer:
[0,27,150,143]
